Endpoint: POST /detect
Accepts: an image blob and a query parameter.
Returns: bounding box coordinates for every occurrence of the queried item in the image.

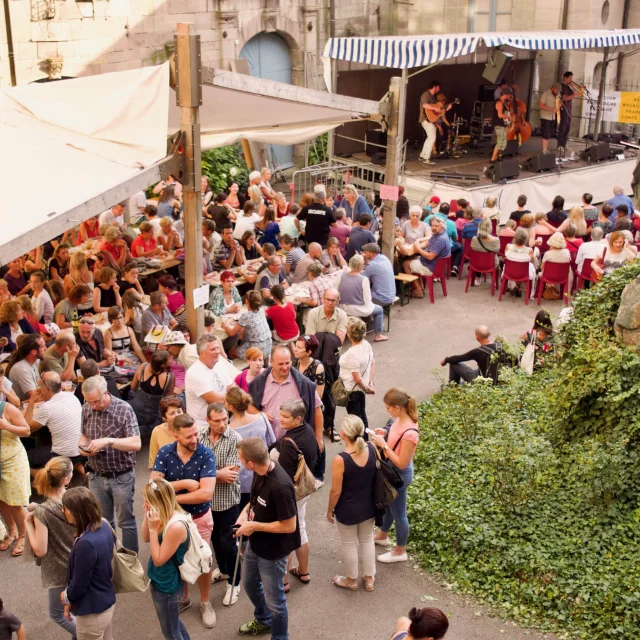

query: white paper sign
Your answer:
[193,284,210,309]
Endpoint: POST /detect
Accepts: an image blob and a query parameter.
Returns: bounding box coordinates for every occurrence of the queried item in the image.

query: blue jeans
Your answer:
[49,586,76,638]
[88,469,139,553]
[313,446,326,481]
[381,463,414,546]
[243,542,289,640]
[151,584,191,640]
[371,304,384,334]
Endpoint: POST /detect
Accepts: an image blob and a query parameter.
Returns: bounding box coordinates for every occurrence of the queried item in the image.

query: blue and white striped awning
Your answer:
[322,29,640,89]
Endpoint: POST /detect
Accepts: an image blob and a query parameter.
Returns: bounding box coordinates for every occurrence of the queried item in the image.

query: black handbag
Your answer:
[379,427,419,489]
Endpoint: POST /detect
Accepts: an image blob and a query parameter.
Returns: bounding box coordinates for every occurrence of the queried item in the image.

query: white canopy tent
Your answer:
[0,61,379,265]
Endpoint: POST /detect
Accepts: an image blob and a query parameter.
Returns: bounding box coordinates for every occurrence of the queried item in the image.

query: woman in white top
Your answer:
[394,206,430,257]
[29,272,54,323]
[233,201,263,241]
[156,217,183,252]
[339,317,375,431]
[505,228,537,298]
[480,196,501,223]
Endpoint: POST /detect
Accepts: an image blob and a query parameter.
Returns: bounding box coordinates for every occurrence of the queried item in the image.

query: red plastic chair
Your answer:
[585,219,594,230]
[498,258,531,304]
[536,261,571,306]
[457,238,473,279]
[572,258,595,292]
[441,255,452,279]
[419,257,449,304]
[465,250,498,295]
[491,219,497,236]
[535,234,551,256]
[498,235,512,257]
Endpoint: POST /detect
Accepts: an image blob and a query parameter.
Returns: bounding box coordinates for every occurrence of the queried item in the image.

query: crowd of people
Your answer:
[1,166,635,640]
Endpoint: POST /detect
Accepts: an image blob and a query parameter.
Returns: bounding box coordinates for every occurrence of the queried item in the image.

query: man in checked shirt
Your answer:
[79,375,141,553]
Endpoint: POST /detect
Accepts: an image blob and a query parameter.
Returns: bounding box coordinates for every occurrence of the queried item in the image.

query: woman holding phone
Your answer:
[142,478,191,640]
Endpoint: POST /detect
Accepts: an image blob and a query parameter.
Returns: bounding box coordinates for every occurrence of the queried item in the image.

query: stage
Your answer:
[398,137,637,220]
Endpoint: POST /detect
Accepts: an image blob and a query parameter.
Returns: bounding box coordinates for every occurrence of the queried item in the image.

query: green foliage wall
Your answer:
[408,262,640,639]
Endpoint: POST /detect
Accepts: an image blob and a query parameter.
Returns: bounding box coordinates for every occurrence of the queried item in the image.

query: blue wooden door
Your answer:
[239,32,294,169]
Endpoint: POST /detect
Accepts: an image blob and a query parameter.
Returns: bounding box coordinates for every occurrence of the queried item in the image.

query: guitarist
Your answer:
[491,91,512,162]
[419,80,451,165]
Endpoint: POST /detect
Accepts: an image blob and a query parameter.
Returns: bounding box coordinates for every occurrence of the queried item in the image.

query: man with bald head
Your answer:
[292,242,323,284]
[24,370,85,477]
[40,330,80,382]
[305,288,348,343]
[440,325,498,384]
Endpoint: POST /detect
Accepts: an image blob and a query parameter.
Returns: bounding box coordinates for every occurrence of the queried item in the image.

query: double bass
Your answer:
[505,69,532,144]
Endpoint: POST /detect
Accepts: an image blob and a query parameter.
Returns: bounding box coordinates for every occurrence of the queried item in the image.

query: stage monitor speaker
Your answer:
[482,49,512,84]
[486,158,520,182]
[502,139,519,157]
[524,153,556,173]
[582,142,611,163]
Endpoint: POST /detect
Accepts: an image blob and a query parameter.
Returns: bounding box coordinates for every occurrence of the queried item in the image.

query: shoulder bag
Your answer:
[282,437,317,501]
[332,346,372,407]
[106,521,149,594]
[372,443,398,523]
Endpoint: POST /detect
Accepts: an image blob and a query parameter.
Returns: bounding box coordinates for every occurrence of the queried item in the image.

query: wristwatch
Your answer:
[108,438,114,447]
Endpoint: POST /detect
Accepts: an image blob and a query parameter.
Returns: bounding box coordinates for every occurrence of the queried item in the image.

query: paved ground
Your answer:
[1,276,562,639]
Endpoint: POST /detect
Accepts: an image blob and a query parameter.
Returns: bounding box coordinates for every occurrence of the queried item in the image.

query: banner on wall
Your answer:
[582,90,640,124]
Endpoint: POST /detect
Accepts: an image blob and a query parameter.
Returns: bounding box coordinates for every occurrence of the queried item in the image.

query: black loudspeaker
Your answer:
[486,158,520,182]
[581,142,611,163]
[482,49,513,84]
[524,153,556,173]
[478,85,498,102]
[365,129,388,157]
[502,139,519,157]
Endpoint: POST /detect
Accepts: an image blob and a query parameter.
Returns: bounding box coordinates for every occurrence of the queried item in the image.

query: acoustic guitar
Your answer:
[425,98,460,123]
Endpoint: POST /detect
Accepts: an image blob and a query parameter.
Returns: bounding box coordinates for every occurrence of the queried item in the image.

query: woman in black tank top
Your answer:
[326,415,377,592]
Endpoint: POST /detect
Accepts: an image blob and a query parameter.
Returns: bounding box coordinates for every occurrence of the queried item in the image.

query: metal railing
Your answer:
[291,161,385,201]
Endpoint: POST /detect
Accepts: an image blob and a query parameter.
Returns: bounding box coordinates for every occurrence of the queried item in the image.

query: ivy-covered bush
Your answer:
[201,144,250,195]
[408,262,640,639]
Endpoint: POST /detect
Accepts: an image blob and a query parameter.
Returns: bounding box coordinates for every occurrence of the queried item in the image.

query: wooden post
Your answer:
[176,23,204,340]
[381,74,407,261]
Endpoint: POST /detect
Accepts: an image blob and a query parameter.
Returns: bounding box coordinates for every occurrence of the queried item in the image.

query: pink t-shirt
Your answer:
[387,419,419,453]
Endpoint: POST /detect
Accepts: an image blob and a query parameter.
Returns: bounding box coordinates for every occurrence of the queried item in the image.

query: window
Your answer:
[468,0,513,32]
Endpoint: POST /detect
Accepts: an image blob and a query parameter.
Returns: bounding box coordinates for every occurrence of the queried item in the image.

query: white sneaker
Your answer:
[377,551,408,563]
[223,584,241,606]
[474,278,482,286]
[211,568,229,583]
[374,537,391,547]
[314,479,324,490]
[200,601,217,628]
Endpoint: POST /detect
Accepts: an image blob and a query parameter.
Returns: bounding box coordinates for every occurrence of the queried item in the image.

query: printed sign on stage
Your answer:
[582,90,640,124]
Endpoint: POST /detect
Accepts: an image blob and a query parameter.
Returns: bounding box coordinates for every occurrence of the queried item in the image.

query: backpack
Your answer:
[166,512,213,584]
[480,342,511,384]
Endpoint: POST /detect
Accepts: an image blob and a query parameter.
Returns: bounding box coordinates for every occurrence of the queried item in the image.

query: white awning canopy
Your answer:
[1,63,379,265]
[322,28,640,87]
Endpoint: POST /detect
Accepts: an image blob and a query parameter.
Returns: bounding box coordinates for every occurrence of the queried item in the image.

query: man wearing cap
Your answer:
[539,82,561,154]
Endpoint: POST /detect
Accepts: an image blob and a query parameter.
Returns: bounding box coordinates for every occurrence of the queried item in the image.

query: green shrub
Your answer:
[201,144,249,195]
[408,263,640,639]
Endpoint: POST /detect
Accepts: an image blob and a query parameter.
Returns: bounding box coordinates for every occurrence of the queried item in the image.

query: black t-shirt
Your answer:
[547,209,567,226]
[509,209,530,223]
[118,280,137,296]
[209,205,233,230]
[492,100,507,128]
[0,607,22,640]
[249,462,300,560]
[297,203,336,247]
[560,83,573,116]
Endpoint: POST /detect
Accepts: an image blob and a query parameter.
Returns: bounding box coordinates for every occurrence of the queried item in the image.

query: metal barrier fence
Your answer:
[291,161,385,202]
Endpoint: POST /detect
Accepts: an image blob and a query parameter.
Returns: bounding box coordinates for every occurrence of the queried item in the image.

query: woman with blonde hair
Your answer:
[593,230,636,277]
[327,414,377,592]
[372,388,420,564]
[339,317,375,429]
[157,216,184,252]
[557,205,587,236]
[247,185,267,217]
[141,478,191,640]
[481,195,501,222]
[225,385,274,510]
[24,457,77,638]
[0,279,11,304]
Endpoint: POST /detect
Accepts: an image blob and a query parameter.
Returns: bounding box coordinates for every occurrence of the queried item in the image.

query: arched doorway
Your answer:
[240,32,293,169]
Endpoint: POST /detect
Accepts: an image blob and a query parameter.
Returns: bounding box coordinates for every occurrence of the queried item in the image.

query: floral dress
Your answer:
[237,308,272,359]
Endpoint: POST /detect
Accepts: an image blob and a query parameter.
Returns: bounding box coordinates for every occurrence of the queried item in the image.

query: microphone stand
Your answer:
[582,86,596,154]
